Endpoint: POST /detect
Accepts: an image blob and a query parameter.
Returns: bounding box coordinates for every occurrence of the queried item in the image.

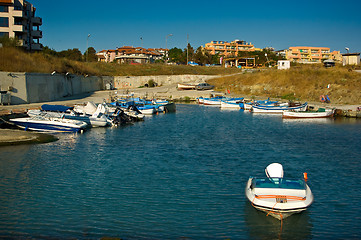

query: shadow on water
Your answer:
[244,201,312,240]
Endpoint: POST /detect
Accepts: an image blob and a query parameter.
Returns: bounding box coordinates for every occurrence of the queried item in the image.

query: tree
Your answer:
[58,48,83,61]
[168,47,183,63]
[84,47,97,62]
[184,43,194,64]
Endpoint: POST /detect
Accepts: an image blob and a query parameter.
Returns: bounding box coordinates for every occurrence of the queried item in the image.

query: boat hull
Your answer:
[220,101,241,109]
[177,83,196,90]
[10,117,87,133]
[245,177,313,220]
[282,109,334,119]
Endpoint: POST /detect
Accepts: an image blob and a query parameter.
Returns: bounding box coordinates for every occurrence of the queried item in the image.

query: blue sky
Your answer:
[35,0,361,54]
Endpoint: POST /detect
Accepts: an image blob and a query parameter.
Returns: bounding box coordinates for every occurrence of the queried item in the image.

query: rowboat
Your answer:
[251,102,308,113]
[177,83,196,90]
[282,108,334,119]
[245,163,313,220]
[220,100,241,109]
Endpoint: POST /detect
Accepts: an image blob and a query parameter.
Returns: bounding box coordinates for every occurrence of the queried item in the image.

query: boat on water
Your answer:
[220,100,241,109]
[9,116,88,133]
[251,102,308,113]
[245,163,313,220]
[28,104,111,127]
[282,108,334,119]
[244,99,281,110]
[203,96,225,106]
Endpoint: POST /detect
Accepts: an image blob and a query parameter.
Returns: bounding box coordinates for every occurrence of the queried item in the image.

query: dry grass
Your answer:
[0,47,240,76]
[208,65,361,104]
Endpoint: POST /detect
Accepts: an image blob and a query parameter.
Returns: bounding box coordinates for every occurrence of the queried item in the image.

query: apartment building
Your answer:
[0,0,42,51]
[96,46,164,64]
[285,47,342,63]
[204,40,257,57]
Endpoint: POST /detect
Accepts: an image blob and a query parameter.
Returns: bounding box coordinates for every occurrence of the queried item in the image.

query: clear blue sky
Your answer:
[35,0,361,54]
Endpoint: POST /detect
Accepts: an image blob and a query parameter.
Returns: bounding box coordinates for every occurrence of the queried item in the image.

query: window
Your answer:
[0,17,9,27]
[0,5,9,12]
[0,32,9,37]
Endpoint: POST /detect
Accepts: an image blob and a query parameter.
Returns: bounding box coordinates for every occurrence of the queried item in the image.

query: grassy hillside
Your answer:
[208,65,361,104]
[0,47,240,76]
[1,47,360,104]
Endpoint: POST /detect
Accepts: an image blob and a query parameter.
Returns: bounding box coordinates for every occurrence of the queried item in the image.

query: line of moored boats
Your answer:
[6,98,176,133]
[197,96,335,118]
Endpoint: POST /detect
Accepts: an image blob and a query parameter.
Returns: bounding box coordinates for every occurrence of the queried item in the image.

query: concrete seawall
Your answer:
[0,72,216,105]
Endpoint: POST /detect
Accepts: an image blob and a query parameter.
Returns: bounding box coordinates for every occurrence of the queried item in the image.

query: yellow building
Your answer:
[204,39,255,57]
[286,46,342,63]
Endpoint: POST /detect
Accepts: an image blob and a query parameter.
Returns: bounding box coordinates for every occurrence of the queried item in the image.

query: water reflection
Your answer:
[244,201,312,240]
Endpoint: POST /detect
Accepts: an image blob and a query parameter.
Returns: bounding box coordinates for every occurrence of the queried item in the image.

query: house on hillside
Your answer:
[342,53,360,66]
[96,46,165,64]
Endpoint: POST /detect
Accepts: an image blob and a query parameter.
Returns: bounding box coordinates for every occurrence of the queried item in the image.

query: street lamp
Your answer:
[86,34,91,62]
[165,34,173,63]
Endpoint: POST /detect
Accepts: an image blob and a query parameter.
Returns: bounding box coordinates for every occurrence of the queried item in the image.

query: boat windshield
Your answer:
[252,178,306,190]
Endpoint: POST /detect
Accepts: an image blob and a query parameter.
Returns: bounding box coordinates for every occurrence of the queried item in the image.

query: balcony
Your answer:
[0,0,13,5]
[32,17,42,25]
[12,9,24,17]
[30,43,43,51]
[31,30,42,38]
[13,24,25,32]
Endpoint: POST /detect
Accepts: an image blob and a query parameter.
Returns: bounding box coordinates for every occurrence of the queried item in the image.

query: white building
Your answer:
[342,53,360,66]
[278,60,290,70]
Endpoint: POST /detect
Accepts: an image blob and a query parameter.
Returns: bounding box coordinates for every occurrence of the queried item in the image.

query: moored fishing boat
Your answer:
[9,116,88,133]
[245,163,313,220]
[282,108,334,119]
[203,96,225,106]
[220,100,241,109]
[251,102,308,113]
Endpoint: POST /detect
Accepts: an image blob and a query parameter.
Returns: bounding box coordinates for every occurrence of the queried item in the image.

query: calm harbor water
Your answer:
[0,104,361,239]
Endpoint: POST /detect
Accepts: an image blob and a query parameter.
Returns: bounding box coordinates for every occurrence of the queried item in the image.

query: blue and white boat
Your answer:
[251,102,308,113]
[9,116,88,133]
[28,104,111,127]
[245,163,313,220]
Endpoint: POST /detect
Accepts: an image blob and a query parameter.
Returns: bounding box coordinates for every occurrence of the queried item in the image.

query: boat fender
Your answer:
[303,172,308,181]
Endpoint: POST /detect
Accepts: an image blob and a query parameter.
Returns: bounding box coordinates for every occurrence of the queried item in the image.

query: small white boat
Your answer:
[245,163,313,220]
[177,83,196,90]
[282,108,334,119]
[220,100,241,109]
[9,116,88,133]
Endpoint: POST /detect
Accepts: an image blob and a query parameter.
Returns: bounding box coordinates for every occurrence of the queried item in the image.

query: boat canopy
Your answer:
[252,178,306,190]
[41,104,73,112]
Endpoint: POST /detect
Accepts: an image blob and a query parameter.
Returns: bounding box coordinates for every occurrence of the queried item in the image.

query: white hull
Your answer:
[177,83,196,90]
[245,177,313,220]
[203,99,221,106]
[283,109,334,119]
[220,101,240,109]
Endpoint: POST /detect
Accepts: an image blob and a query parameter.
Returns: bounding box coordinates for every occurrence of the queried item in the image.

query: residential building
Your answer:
[0,0,42,51]
[342,53,360,66]
[96,46,165,64]
[285,47,342,63]
[204,39,256,57]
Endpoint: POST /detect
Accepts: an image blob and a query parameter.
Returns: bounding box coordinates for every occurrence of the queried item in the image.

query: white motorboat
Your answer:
[245,163,313,220]
[9,116,88,133]
[282,108,334,119]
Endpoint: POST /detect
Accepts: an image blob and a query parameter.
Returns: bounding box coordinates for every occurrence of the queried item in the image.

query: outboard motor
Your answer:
[265,163,284,184]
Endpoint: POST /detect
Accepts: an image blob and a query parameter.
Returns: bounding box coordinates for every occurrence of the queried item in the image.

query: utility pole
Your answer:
[86,34,91,62]
[187,34,189,65]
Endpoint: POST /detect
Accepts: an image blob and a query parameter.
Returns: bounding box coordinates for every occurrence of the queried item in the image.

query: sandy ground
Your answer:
[0,84,359,145]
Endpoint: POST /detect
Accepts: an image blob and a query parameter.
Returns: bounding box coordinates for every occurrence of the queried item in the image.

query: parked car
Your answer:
[195,83,214,90]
